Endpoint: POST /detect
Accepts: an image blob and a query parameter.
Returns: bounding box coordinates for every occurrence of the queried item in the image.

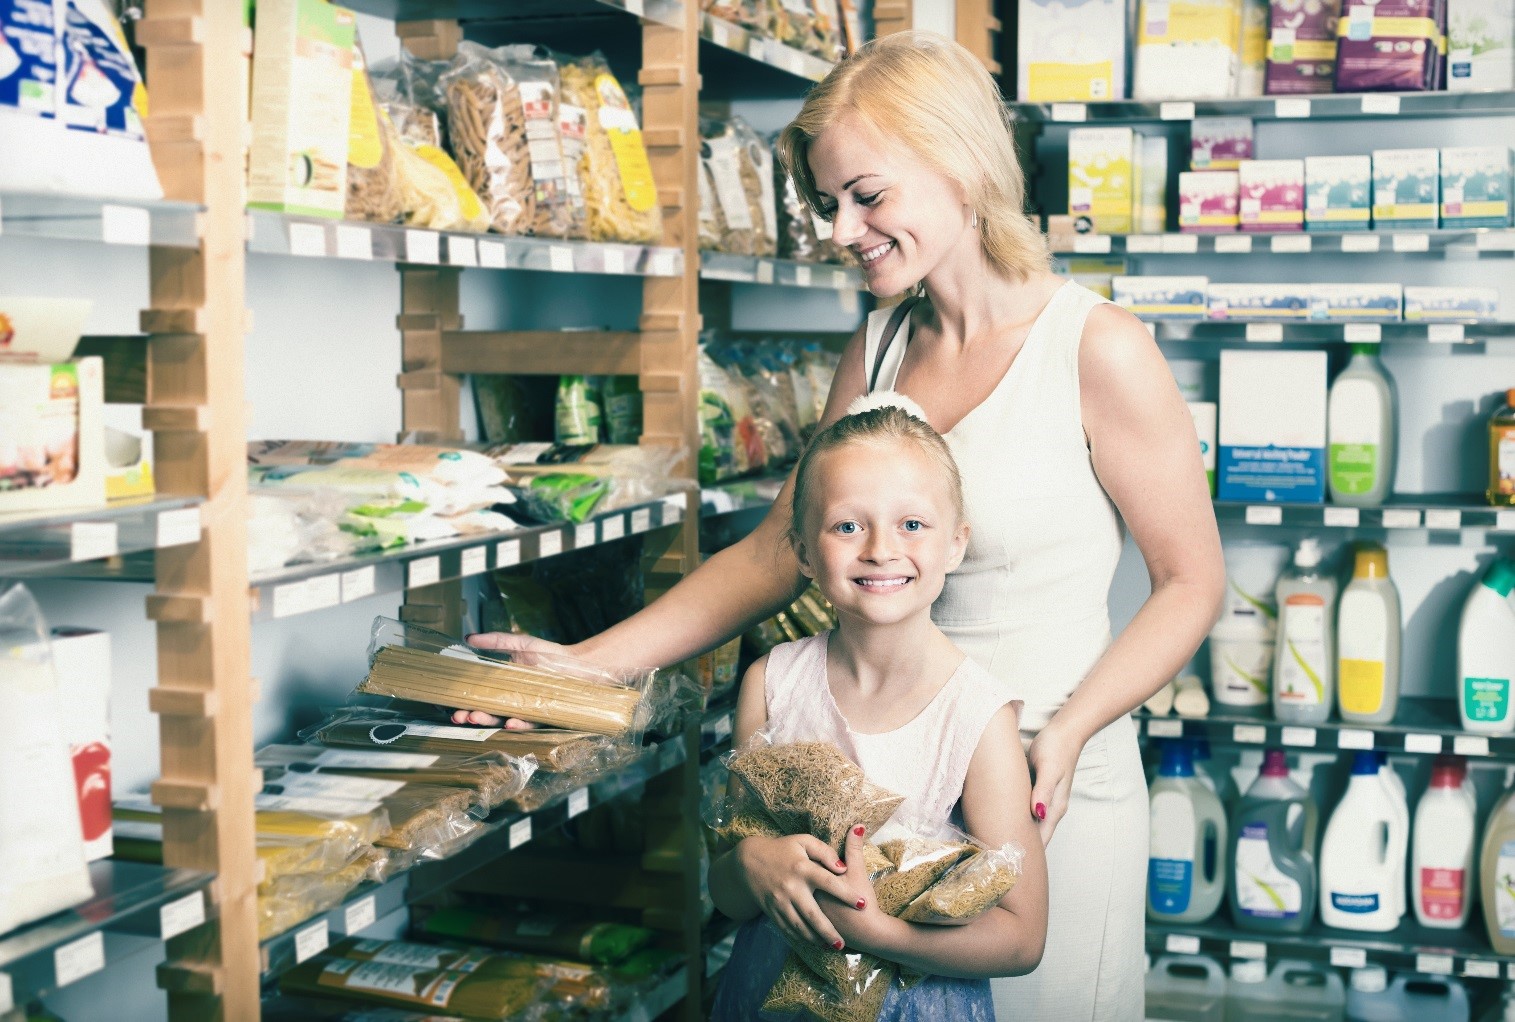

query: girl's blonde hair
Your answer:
[776,31,1049,281]
[788,405,965,548]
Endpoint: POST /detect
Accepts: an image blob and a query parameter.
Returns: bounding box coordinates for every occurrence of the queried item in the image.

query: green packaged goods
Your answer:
[421,906,655,964]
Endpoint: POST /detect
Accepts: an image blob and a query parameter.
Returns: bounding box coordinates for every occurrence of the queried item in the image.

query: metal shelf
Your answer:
[0,862,213,1010]
[0,497,202,578]
[701,476,786,517]
[1211,494,1515,536]
[700,252,865,290]
[0,193,202,249]
[1012,90,1515,125]
[699,13,835,83]
[1148,321,1515,344]
[246,210,683,277]
[333,0,684,29]
[1056,228,1515,258]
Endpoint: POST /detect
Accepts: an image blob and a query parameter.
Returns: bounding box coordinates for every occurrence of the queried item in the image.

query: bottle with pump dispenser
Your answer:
[1230,749,1318,934]
[1337,545,1401,725]
[1148,741,1228,924]
[1460,559,1515,734]
[1328,344,1398,507]
[1274,538,1338,726]
[1320,751,1408,931]
[1414,755,1476,929]
[1489,390,1515,506]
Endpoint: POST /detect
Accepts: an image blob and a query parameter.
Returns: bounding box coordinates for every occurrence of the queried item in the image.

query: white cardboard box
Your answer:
[1218,350,1327,504]
[50,628,111,861]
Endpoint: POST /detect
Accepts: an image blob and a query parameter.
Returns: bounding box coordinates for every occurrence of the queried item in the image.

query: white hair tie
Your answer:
[846,389,930,422]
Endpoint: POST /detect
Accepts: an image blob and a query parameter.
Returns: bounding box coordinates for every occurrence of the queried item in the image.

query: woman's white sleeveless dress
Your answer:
[863,280,1147,1021]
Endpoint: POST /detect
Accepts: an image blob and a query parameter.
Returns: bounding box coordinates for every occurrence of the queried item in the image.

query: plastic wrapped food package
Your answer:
[280,954,547,1017]
[705,0,767,30]
[258,857,371,940]
[421,906,655,965]
[899,837,1026,923]
[440,44,533,235]
[258,768,485,856]
[557,54,663,243]
[872,837,976,915]
[497,45,580,238]
[700,117,776,256]
[346,36,403,224]
[299,707,617,773]
[255,743,535,812]
[763,954,895,1022]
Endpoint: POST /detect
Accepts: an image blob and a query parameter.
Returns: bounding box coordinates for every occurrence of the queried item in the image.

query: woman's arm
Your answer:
[1028,302,1225,841]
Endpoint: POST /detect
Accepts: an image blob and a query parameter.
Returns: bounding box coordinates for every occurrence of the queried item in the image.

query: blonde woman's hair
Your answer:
[776,31,1049,281]
[787,405,966,548]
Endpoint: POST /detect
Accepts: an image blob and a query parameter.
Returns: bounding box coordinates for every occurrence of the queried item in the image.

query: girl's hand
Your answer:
[737,834,857,949]
[1026,723,1084,846]
[818,825,906,955]
[449,632,570,727]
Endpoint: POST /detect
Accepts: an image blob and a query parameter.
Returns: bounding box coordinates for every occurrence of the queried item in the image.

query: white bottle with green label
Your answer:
[1273,538,1338,726]
[1327,344,1397,507]
[1459,559,1515,735]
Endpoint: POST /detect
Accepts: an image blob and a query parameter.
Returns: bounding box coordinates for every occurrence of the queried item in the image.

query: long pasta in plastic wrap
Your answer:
[558,54,663,243]
[298,706,617,772]
[370,56,490,232]
[440,43,533,235]
[280,955,547,1017]
[255,743,536,812]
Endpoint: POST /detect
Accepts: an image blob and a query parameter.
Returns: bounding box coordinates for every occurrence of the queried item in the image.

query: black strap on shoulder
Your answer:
[868,295,923,394]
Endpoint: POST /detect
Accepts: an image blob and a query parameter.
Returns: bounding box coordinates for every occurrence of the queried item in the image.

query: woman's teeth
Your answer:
[859,241,895,265]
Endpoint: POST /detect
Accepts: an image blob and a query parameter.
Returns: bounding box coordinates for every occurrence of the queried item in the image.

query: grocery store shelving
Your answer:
[0,862,214,1012]
[1212,495,1515,536]
[1054,228,1515,258]
[698,13,835,83]
[1148,321,1515,344]
[338,0,684,29]
[246,209,684,277]
[700,251,866,290]
[701,476,786,518]
[0,192,202,249]
[1012,89,1515,124]
[0,497,202,577]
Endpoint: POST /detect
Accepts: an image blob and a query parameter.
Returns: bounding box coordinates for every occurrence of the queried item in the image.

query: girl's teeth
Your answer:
[858,577,908,588]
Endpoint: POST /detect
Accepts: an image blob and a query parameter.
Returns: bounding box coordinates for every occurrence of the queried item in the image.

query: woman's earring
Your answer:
[970,210,982,230]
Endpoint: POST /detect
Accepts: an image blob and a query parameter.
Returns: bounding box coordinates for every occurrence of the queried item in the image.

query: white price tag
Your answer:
[1382,509,1422,529]
[710,18,733,47]
[1160,101,1196,121]
[1275,97,1312,118]
[1425,509,1462,531]
[1230,941,1267,959]
[54,932,105,987]
[1393,232,1430,253]
[650,251,677,276]
[1345,323,1383,343]
[0,973,10,1014]
[625,0,645,16]
[1499,511,1515,532]
[832,269,849,290]
[1148,718,1183,738]
[1330,946,1368,968]
[343,895,377,934]
[1478,231,1515,252]
[568,787,590,818]
[335,224,373,260]
[1362,94,1401,115]
[159,891,206,940]
[748,36,765,59]
[447,236,478,267]
[795,265,813,287]
[408,556,441,588]
[715,713,733,738]
[70,521,119,562]
[603,249,627,275]
[307,574,341,613]
[405,230,440,264]
[156,506,202,548]
[496,539,521,567]
[1233,725,1267,744]
[575,522,597,548]
[550,246,575,273]
[295,920,329,964]
[288,221,326,257]
[1246,323,1284,343]
[1245,505,1283,525]
[1342,234,1381,253]
[1161,234,1200,254]
[1405,733,1444,753]
[1127,235,1164,253]
[1429,324,1465,343]
[785,49,807,77]
[1051,103,1088,122]
[632,509,652,533]
[271,581,306,619]
[341,566,376,603]
[461,546,488,578]
[602,515,625,541]
[1282,726,1317,747]
[101,204,151,245]
[479,241,507,269]
[1454,735,1490,756]
[509,818,533,849]
[1215,235,1253,254]
[1465,960,1501,979]
[1165,934,1201,955]
[1337,729,1374,750]
[1417,954,1454,976]
[539,530,563,558]
[757,260,776,284]
[1271,234,1312,253]
[1324,507,1360,528]
[1074,235,1112,254]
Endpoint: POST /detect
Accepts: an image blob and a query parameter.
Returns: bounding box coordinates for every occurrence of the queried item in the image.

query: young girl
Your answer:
[709,398,1049,1020]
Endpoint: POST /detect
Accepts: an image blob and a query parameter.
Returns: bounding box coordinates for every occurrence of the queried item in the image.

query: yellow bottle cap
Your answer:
[1355,545,1389,579]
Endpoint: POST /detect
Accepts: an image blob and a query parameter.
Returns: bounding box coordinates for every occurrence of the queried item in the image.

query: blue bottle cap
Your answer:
[1352,751,1380,775]
[1158,741,1195,778]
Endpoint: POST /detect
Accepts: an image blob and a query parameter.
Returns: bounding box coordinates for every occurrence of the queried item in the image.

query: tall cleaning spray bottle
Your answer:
[1274,538,1337,726]
[1231,749,1318,934]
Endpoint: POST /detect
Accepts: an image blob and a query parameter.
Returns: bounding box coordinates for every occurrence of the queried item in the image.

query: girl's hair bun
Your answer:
[844,389,930,422]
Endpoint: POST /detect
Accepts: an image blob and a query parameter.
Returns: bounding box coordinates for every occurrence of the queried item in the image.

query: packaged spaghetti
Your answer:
[421,907,655,965]
[255,743,535,812]
[280,955,546,1017]
[558,53,662,243]
[258,769,484,856]
[440,43,533,235]
[346,36,403,224]
[497,45,580,238]
[300,707,617,773]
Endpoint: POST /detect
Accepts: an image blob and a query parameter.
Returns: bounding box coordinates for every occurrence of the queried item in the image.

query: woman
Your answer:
[462,32,1223,1021]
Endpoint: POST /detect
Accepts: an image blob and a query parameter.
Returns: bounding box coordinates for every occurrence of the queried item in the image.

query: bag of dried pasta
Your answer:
[497,44,581,239]
[558,53,662,244]
[440,43,533,235]
[345,36,403,224]
[704,0,766,31]
[371,57,490,232]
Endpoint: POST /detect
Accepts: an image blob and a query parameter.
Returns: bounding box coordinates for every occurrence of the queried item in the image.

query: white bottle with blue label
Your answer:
[1148,741,1229,924]
[1320,751,1408,931]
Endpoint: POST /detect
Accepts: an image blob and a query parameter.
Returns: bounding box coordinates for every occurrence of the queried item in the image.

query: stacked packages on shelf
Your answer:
[1112,276,1500,322]
[698,341,839,486]
[702,0,862,62]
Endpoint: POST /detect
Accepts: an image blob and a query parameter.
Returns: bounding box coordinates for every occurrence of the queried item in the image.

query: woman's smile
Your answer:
[858,240,896,266]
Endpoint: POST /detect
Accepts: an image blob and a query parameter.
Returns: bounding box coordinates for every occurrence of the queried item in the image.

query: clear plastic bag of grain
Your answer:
[345,36,403,223]
[899,834,1026,924]
[700,116,775,256]
[497,44,581,238]
[763,952,896,1022]
[558,53,662,244]
[439,43,533,235]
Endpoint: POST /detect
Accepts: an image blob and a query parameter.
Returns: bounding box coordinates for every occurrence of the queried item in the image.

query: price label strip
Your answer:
[344,895,378,934]
[295,920,330,964]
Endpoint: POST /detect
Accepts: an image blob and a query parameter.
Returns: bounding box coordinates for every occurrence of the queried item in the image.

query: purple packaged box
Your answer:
[1334,0,1443,91]
[1266,0,1343,94]
[1191,117,1255,171]
[1240,159,1306,232]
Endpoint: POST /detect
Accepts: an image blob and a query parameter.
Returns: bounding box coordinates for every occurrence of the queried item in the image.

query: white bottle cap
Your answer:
[1295,537,1323,568]
[1232,960,1267,984]
[1351,965,1388,993]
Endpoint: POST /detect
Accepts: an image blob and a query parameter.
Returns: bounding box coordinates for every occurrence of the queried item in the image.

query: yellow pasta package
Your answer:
[558,53,663,244]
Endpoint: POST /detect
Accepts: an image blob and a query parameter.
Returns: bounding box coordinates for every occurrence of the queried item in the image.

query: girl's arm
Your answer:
[708,656,859,950]
[821,702,1050,977]
[1027,303,1225,842]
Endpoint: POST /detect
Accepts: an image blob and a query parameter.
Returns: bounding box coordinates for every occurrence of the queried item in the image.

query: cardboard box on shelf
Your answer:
[1190,117,1255,171]
[1372,148,1441,228]
[51,628,111,862]
[0,357,106,514]
[1239,159,1306,232]
[1113,276,1210,319]
[1335,0,1444,92]
[1207,283,1314,319]
[1440,146,1513,228]
[1180,170,1242,232]
[1266,0,1343,93]
[1134,0,1245,98]
[1309,283,1404,321]
[1135,134,1170,234]
[1404,286,1500,321]
[1447,0,1515,89]
[1069,128,1136,235]
[1018,0,1128,100]
[1305,155,1373,231]
[1218,350,1328,504]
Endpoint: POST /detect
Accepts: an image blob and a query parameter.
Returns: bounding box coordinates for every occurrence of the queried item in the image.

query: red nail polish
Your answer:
[833,939,845,950]
[1035,802,1047,821]
[836,860,847,870]
[855,899,867,910]
[852,825,865,837]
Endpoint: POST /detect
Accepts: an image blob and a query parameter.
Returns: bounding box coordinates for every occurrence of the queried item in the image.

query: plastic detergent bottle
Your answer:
[1148,741,1228,924]
[1328,345,1398,507]
[1225,959,1345,1022]
[1415,755,1476,929]
[1273,538,1338,726]
[1230,748,1318,934]
[1320,751,1408,931]
[1337,545,1402,725]
[1193,739,1239,809]
[1460,559,1515,734]
[1145,956,1227,1022]
[1349,969,1470,1022]
[1489,390,1515,506]
[1210,542,1290,712]
[1380,755,1410,919]
[1481,788,1515,954]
